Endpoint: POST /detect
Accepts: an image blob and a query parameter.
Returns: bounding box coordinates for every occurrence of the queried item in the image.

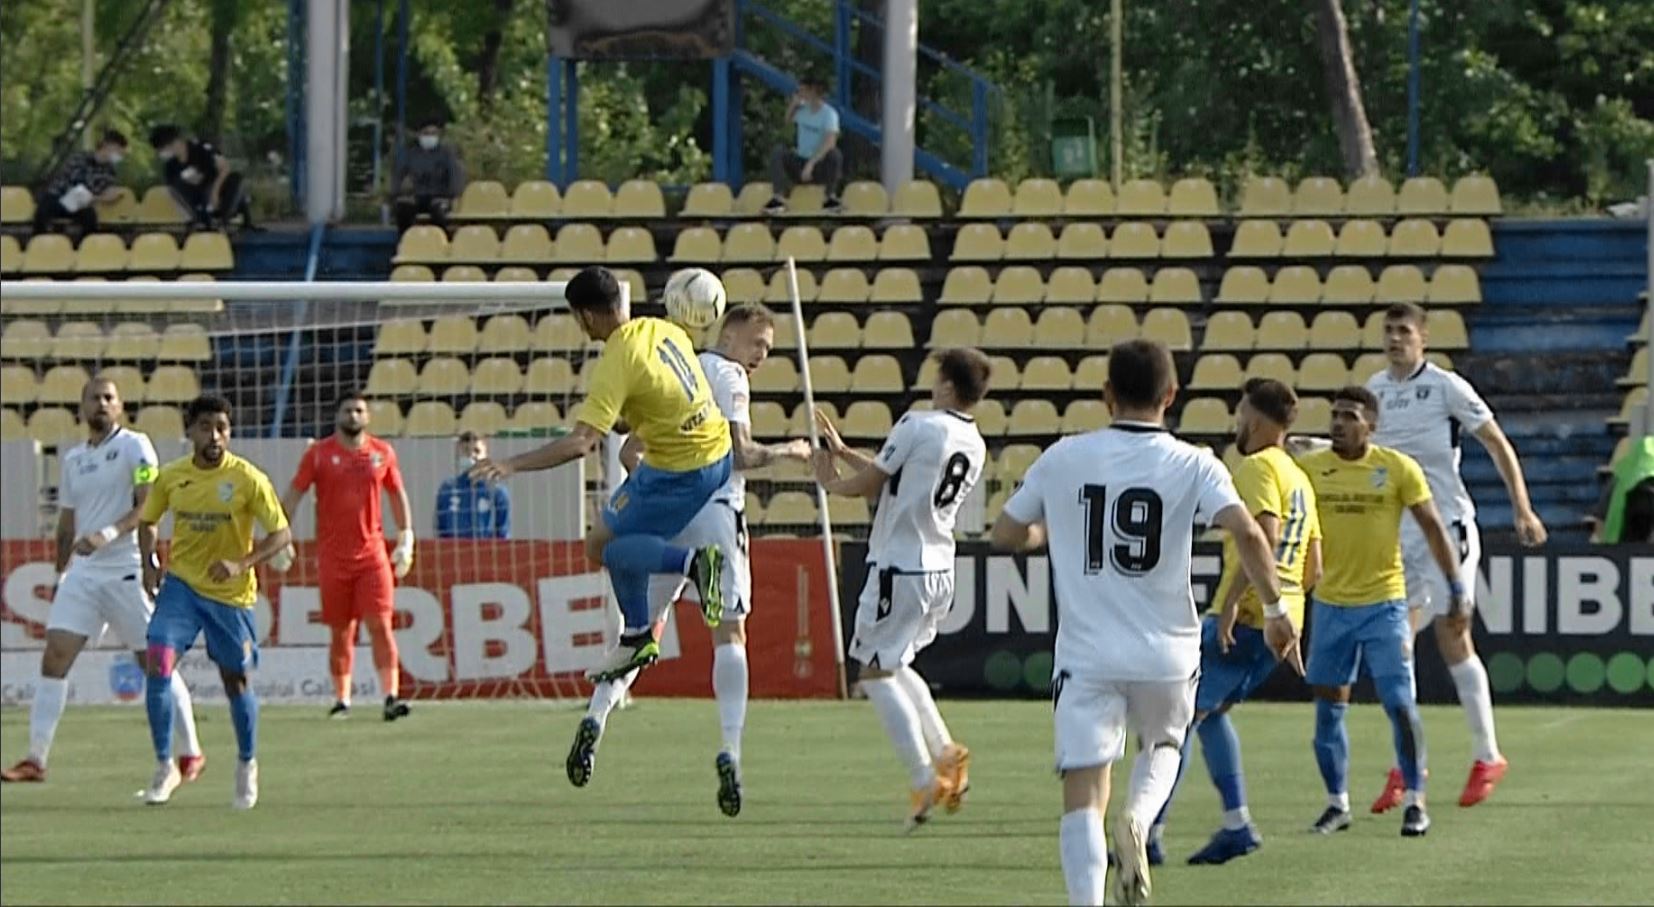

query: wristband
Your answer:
[94,525,119,545]
[1262,601,1288,620]
[55,572,68,589]
[1448,579,1467,598]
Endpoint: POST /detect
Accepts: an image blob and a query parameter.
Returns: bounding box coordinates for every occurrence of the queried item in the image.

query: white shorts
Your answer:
[1052,674,1197,772]
[46,563,153,649]
[648,499,752,622]
[847,566,954,671]
[1402,514,1481,621]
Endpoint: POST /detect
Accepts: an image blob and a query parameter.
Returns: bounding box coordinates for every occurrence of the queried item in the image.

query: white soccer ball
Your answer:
[662,267,727,331]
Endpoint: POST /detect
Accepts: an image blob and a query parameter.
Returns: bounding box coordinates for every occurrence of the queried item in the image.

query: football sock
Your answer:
[1059,808,1106,907]
[27,676,67,765]
[227,686,259,762]
[366,612,400,699]
[893,666,952,757]
[586,668,638,728]
[170,673,202,758]
[1313,699,1350,798]
[1223,806,1253,831]
[1198,711,1248,814]
[1151,723,1196,834]
[1126,741,1185,832]
[1375,669,1428,790]
[712,643,748,761]
[602,536,691,631]
[144,646,178,761]
[1448,656,1500,762]
[862,676,933,790]
[329,620,356,705]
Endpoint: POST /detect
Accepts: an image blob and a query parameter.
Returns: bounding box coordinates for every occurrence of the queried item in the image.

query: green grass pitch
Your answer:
[3,700,1650,905]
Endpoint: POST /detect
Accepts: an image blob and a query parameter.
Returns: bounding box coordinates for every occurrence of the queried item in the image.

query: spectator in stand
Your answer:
[33,129,130,236]
[148,124,256,230]
[392,118,465,233]
[1591,435,1654,544]
[436,432,510,539]
[763,77,843,215]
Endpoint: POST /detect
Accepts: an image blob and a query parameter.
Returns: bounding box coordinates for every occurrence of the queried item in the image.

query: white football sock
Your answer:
[169,673,202,759]
[1059,808,1106,907]
[893,666,953,758]
[586,669,638,728]
[1403,789,1424,809]
[1448,656,1500,762]
[1222,806,1252,831]
[712,643,748,761]
[1124,743,1184,832]
[862,676,934,790]
[1328,791,1350,812]
[28,677,68,765]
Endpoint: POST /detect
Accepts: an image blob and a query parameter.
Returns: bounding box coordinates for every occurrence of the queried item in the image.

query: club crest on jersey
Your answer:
[105,449,119,461]
[331,455,341,465]
[1370,467,1389,489]
[1416,387,1432,400]
[371,453,384,468]
[218,481,235,503]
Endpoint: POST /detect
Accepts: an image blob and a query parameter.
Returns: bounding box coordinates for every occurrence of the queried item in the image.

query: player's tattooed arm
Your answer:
[729,421,810,471]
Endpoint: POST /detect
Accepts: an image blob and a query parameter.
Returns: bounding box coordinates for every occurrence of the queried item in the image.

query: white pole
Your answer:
[306,0,337,224]
[880,0,918,195]
[787,257,848,698]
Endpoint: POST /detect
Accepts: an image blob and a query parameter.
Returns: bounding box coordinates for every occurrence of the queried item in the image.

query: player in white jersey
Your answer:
[1365,302,1547,810]
[812,348,990,832]
[569,305,812,817]
[2,379,203,784]
[992,341,1287,907]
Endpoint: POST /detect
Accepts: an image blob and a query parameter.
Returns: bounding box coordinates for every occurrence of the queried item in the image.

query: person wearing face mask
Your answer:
[392,118,466,233]
[33,129,129,236]
[435,432,510,539]
[147,123,256,230]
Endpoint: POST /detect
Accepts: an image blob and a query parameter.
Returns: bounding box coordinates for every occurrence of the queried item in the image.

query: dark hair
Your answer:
[565,266,623,312]
[800,76,828,93]
[1384,301,1427,327]
[935,348,992,406]
[100,129,128,148]
[184,394,232,426]
[335,389,367,410]
[721,304,775,331]
[418,116,444,131]
[1242,377,1298,427]
[147,124,182,149]
[456,430,484,444]
[1332,385,1381,419]
[1107,339,1177,409]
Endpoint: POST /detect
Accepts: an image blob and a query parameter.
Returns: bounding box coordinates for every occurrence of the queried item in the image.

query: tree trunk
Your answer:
[1312,0,1379,178]
[477,0,514,111]
[200,0,236,140]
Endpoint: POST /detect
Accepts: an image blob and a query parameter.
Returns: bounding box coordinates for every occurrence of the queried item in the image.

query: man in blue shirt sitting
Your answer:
[764,76,843,215]
[436,432,510,539]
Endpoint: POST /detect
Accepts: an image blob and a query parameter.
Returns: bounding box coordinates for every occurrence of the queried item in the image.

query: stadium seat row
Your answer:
[392,224,658,265]
[372,314,594,356]
[384,264,647,304]
[0,405,189,445]
[0,232,235,274]
[446,179,945,221]
[936,263,1477,307]
[0,320,214,361]
[722,267,923,305]
[1228,218,1492,259]
[956,175,1500,219]
[743,491,874,529]
[0,275,226,316]
[926,307,1466,352]
[0,185,194,227]
[364,356,596,398]
[0,363,200,406]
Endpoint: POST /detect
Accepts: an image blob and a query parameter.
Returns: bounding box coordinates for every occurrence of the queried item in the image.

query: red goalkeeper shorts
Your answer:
[319,559,396,627]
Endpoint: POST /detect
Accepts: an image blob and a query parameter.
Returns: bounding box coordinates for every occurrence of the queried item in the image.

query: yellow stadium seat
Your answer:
[1283,220,1335,257]
[524,357,577,394]
[1033,308,1087,347]
[763,491,818,526]
[29,407,80,444]
[1150,267,1202,305]
[1630,309,1649,344]
[455,181,509,218]
[457,401,509,436]
[960,178,1012,217]
[1375,264,1428,302]
[1296,352,1348,391]
[1064,178,1116,216]
[131,404,186,440]
[828,225,878,262]
[1361,311,1387,350]
[1085,270,1140,306]
[732,181,773,216]
[930,310,981,348]
[552,223,603,262]
[0,407,25,440]
[1397,177,1449,215]
[1609,387,1648,425]
[491,265,537,281]
[1427,264,1482,305]
[1296,397,1333,434]
[891,180,943,218]
[1268,265,1321,305]
[815,268,871,304]
[74,234,127,273]
[1309,311,1361,349]
[1,320,51,359]
[808,312,860,348]
[878,224,931,261]
[498,224,554,262]
[470,357,524,395]
[1116,179,1166,216]
[417,357,471,395]
[1345,174,1395,216]
[1189,354,1244,390]
[1239,177,1291,216]
[766,268,819,303]
[1013,178,1064,216]
[146,324,205,362]
[748,400,788,438]
[145,365,199,404]
[105,322,160,362]
[1427,310,1470,350]
[1007,400,1061,436]
[983,308,1035,347]
[51,321,105,359]
[1055,223,1108,260]
[951,224,1003,261]
[940,267,992,305]
[390,264,434,283]
[1063,399,1112,432]
[790,402,837,438]
[0,234,21,274]
[840,401,894,439]
[604,226,656,263]
[1202,312,1254,351]
[1293,176,1344,216]
[840,180,889,217]
[991,266,1045,305]
[870,267,922,303]
[1005,222,1056,260]
[1216,267,1269,306]
[1257,311,1308,350]
[1074,354,1110,389]
[1088,305,1138,346]
[1229,220,1283,258]
[809,355,853,392]
[1620,349,1649,387]
[403,401,457,437]
[135,186,188,225]
[127,232,183,271]
[375,319,427,356]
[1142,308,1193,351]
[1179,398,1232,434]
[723,223,776,262]
[1351,352,1388,383]
[93,187,138,225]
[1334,219,1386,258]
[1450,175,1502,216]
[1442,220,1494,258]
[441,264,488,284]
[427,316,478,354]
[1167,178,1220,217]
[770,313,802,351]
[533,314,588,351]
[1246,353,1296,386]
[508,180,560,218]
[1162,221,1213,259]
[679,182,732,218]
[720,268,764,304]
[22,235,75,273]
[1110,222,1160,258]
[0,365,38,404]
[394,225,448,263]
[995,443,1041,483]
[670,226,722,263]
[777,225,828,262]
[863,311,915,349]
[980,356,1018,392]
[180,233,234,270]
[1045,267,1096,304]
[560,180,613,218]
[1388,219,1441,257]
[1321,265,1375,305]
[1,185,35,224]
[613,180,665,218]
[1020,356,1072,390]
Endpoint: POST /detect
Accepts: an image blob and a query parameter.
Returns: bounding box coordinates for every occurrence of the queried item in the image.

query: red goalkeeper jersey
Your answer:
[291,434,404,569]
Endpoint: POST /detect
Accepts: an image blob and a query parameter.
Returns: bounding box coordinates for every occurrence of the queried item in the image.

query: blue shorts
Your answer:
[147,575,259,675]
[1305,598,1410,688]
[1195,617,1280,712]
[603,454,732,539]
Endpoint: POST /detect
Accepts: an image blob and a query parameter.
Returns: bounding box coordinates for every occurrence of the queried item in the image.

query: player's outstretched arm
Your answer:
[811,447,887,499]
[730,422,810,472]
[1409,500,1471,615]
[1473,421,1548,547]
[813,408,877,472]
[472,422,603,480]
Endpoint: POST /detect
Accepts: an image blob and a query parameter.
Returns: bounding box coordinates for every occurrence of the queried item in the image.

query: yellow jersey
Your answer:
[1298,445,1432,607]
[577,317,731,472]
[1210,446,1320,628]
[141,451,288,608]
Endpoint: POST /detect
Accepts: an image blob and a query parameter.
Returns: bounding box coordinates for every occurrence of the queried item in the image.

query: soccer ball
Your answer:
[662,267,727,331]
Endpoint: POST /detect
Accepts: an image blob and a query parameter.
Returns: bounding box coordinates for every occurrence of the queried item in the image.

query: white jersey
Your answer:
[867,409,986,572]
[1003,423,1243,683]
[1367,361,1493,522]
[58,427,159,571]
[699,350,752,509]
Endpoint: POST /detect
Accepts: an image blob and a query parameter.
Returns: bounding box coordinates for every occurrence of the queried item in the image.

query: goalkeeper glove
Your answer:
[392,530,415,579]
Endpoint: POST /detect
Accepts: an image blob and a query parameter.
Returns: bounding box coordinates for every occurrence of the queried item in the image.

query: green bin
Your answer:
[1051,117,1098,180]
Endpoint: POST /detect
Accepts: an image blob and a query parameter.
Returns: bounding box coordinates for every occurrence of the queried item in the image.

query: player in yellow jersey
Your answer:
[471,266,733,683]
[138,396,291,810]
[1298,387,1463,839]
[1149,379,1321,866]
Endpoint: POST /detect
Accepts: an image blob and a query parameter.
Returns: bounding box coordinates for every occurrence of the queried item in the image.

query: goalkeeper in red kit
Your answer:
[282,391,417,721]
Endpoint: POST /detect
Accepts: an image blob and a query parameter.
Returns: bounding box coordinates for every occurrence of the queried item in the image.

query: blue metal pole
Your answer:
[372,0,385,198]
[287,0,305,205]
[1406,0,1421,177]
[565,59,579,183]
[713,57,731,184]
[833,0,850,109]
[269,223,327,438]
[547,55,561,182]
[732,0,747,187]
[971,79,989,179]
